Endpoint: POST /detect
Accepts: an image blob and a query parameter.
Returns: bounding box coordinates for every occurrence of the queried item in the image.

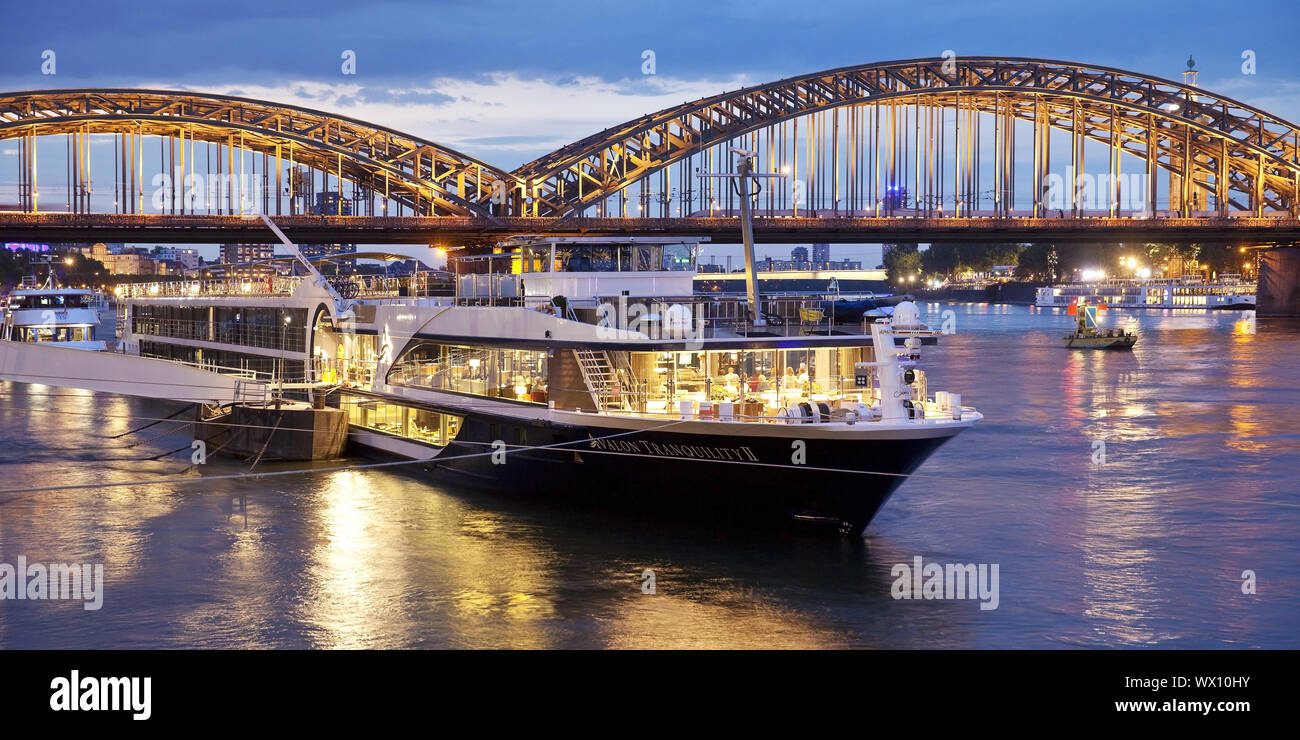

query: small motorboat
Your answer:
[1063,301,1136,350]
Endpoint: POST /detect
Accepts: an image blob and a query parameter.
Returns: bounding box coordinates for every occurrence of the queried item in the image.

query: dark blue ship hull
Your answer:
[412,412,957,536]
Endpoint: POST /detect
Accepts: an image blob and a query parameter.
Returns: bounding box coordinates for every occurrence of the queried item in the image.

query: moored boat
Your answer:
[1,278,107,351]
[1036,274,1255,310]
[2,226,984,536]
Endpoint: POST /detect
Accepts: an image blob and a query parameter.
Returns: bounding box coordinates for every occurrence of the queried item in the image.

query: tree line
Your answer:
[0,251,110,290]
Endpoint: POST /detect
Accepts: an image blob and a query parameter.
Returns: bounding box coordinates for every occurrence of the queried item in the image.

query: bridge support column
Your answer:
[1257,246,1300,316]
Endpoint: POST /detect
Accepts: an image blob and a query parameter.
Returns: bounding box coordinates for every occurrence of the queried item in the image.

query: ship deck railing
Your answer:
[116,276,304,299]
[127,352,333,388]
[565,294,888,338]
[570,401,966,425]
[115,272,457,301]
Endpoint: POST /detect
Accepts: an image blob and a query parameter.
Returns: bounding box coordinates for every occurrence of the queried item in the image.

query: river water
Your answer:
[0,303,1296,648]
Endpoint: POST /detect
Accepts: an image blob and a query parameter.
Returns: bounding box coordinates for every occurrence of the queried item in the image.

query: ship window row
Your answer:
[343,395,461,447]
[1171,287,1244,296]
[514,243,696,273]
[10,326,95,342]
[387,343,549,404]
[8,294,90,309]
[130,305,307,352]
[1057,288,1145,296]
[139,340,307,380]
[1057,286,1246,298]
[621,347,878,415]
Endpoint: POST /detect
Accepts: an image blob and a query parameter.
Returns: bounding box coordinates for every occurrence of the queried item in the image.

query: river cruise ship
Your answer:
[1035,275,1255,310]
[1,281,106,351]
[50,235,983,535]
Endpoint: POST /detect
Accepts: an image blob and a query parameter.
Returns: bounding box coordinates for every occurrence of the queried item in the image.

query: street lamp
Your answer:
[280,314,293,386]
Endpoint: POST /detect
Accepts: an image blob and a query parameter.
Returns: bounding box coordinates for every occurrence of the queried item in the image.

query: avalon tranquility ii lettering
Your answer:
[587,436,759,463]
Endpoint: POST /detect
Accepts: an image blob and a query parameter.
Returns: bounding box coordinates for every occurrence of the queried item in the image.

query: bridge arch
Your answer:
[508,56,1300,219]
[0,88,511,217]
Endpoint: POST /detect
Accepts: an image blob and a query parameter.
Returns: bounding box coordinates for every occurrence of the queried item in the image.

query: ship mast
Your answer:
[696,149,787,326]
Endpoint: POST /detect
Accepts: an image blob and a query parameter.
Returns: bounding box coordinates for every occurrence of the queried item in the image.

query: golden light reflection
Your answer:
[599,584,848,649]
[1225,327,1268,453]
[301,469,393,649]
[2,393,187,575]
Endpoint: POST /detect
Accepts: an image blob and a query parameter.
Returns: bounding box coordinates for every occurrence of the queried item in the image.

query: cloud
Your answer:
[134,72,752,169]
[1197,75,1300,124]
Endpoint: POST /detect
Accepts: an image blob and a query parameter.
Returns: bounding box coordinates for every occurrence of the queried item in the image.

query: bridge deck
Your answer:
[4,213,1300,245]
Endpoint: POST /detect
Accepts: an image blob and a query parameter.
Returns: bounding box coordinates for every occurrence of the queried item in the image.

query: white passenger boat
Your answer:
[1035,275,1255,310]
[1,279,107,351]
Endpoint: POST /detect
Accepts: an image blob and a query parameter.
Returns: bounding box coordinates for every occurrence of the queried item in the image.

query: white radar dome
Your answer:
[892,301,922,328]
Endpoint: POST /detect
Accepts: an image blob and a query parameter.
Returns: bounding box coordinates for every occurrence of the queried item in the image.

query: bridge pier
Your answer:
[1257,246,1300,316]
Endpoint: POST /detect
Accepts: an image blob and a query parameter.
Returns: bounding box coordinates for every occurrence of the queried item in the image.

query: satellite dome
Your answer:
[892,301,921,328]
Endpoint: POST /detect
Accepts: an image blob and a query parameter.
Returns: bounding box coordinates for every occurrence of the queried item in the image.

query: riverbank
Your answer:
[917,282,1044,304]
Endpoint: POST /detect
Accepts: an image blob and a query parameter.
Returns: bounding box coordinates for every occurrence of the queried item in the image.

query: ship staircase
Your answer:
[573,350,643,413]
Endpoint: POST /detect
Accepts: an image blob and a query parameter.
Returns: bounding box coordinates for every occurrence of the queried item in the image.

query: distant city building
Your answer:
[762,257,862,271]
[102,252,153,275]
[220,244,277,277]
[884,184,908,210]
[151,246,201,270]
[62,242,156,275]
[314,191,353,216]
[221,244,274,264]
[812,243,830,266]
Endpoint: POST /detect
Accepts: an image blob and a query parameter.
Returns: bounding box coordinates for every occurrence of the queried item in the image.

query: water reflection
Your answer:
[1,306,1298,648]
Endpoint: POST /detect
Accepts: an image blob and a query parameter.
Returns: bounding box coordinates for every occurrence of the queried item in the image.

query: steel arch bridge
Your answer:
[0,88,509,217]
[509,56,1300,218]
[1,56,1299,222]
